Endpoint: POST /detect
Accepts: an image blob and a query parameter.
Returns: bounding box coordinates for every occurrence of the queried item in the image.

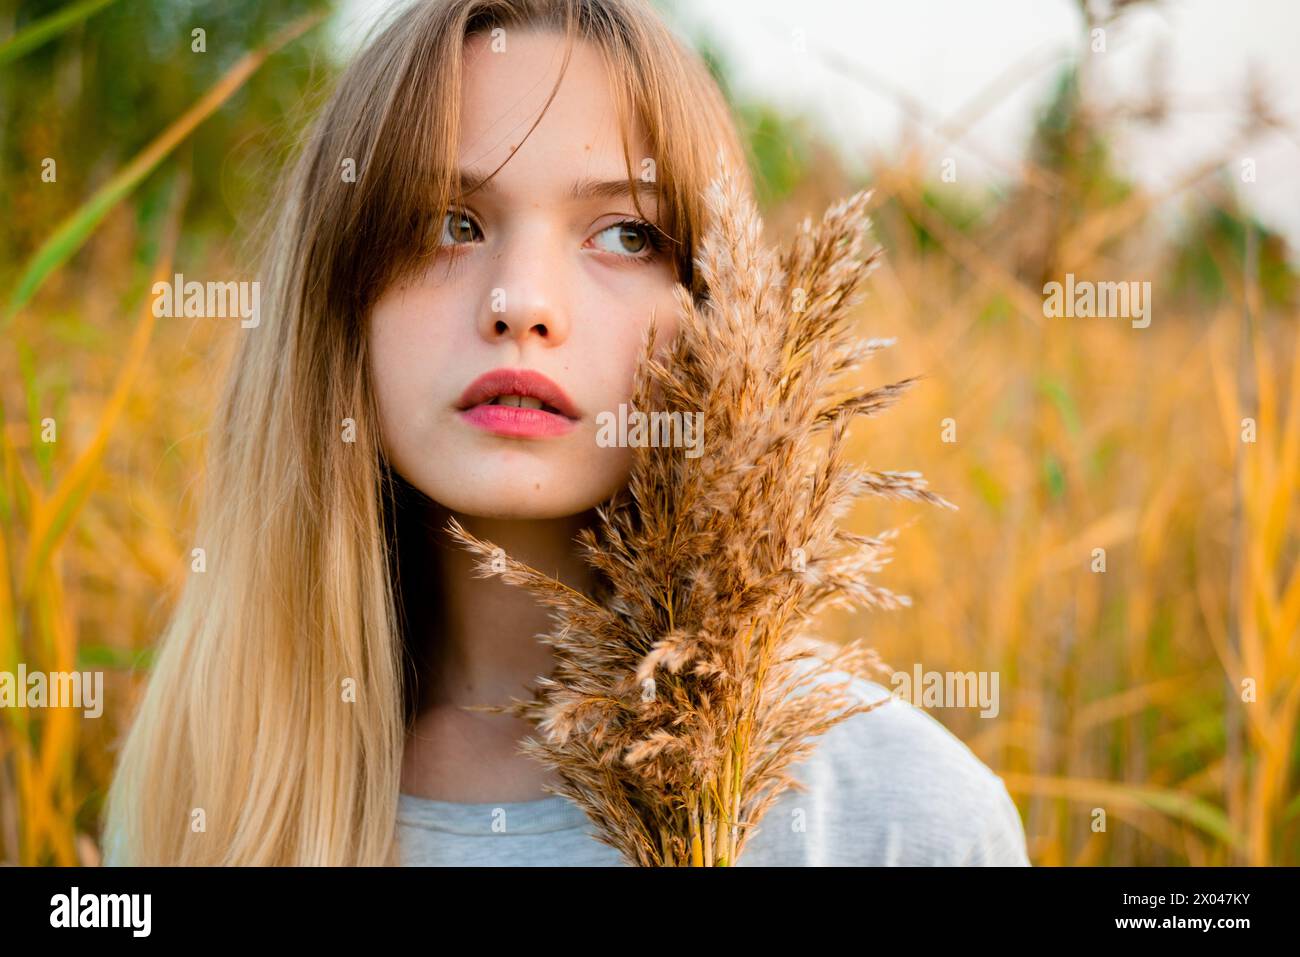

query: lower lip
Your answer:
[458,403,578,437]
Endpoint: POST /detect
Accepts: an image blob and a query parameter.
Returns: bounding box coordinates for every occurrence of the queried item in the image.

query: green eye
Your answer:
[439,210,481,246]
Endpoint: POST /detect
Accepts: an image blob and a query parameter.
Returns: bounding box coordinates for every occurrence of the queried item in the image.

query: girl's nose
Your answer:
[478,232,572,347]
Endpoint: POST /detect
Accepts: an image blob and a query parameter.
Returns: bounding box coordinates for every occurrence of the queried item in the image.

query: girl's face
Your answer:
[368,29,681,519]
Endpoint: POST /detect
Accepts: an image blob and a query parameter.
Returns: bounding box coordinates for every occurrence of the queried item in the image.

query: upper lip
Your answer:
[456,367,580,419]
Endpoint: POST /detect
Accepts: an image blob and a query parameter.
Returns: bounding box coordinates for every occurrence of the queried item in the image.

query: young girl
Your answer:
[104,0,1029,866]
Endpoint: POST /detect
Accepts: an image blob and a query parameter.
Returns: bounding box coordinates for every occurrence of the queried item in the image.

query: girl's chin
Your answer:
[414,479,617,521]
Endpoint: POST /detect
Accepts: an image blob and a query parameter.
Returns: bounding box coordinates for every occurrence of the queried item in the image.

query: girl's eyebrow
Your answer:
[454,166,658,203]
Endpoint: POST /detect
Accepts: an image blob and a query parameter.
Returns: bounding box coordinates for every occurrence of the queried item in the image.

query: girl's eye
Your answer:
[590,221,657,257]
[438,210,482,246]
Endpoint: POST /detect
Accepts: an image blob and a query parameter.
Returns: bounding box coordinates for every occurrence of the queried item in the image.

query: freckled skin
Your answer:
[368,31,682,520]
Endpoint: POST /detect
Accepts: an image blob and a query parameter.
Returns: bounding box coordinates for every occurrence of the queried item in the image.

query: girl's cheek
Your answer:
[370,301,444,413]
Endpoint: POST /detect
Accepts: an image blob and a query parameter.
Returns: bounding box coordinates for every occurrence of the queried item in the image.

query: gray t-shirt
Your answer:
[398,673,1030,866]
[102,669,1029,866]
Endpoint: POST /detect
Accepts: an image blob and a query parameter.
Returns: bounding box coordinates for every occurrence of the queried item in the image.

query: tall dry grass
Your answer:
[0,8,324,865]
[831,209,1298,866]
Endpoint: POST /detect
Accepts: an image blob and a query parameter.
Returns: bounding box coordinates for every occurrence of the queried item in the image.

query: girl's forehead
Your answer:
[456,29,649,184]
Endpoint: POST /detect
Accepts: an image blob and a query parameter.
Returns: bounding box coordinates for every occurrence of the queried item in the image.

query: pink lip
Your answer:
[456,367,580,438]
[459,403,577,437]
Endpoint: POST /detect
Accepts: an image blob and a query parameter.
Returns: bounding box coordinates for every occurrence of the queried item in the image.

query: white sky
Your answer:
[332,0,1300,259]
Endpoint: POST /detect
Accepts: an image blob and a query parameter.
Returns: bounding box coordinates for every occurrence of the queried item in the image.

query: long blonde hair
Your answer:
[105,0,750,865]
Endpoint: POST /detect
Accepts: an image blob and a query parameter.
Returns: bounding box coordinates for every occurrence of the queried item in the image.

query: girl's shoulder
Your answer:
[738,656,1030,866]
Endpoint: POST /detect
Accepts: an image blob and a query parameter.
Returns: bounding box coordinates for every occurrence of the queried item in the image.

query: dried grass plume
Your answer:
[447,156,954,865]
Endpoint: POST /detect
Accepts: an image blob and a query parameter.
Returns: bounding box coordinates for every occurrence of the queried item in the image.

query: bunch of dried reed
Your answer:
[447,159,952,865]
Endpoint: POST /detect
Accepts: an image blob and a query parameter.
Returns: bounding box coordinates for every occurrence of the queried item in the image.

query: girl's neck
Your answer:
[420,502,599,709]
[397,496,601,802]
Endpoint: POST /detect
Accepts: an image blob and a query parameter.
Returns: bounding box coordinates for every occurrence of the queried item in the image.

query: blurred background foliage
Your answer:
[1,0,1296,866]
